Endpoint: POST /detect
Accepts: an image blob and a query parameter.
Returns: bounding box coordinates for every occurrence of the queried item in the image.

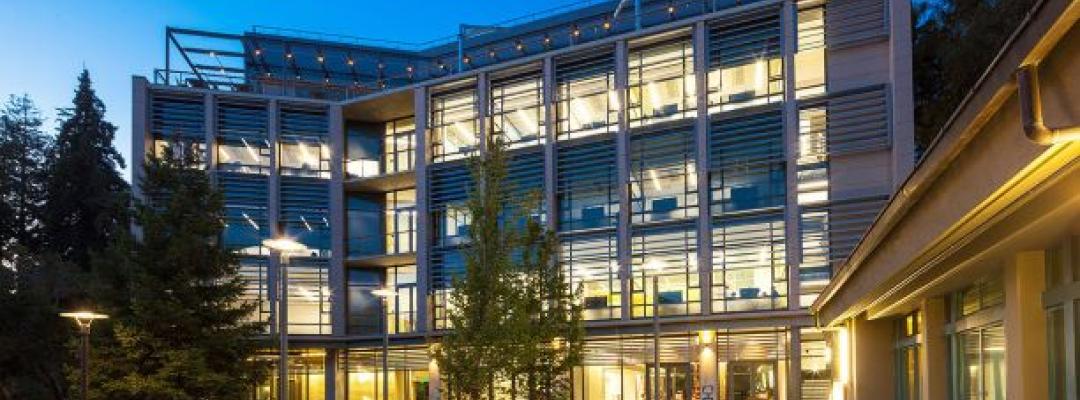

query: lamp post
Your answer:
[263,237,309,400]
[60,311,109,400]
[371,287,398,400]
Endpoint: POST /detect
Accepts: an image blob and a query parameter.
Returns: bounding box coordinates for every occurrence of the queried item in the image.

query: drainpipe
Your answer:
[1016,65,1080,144]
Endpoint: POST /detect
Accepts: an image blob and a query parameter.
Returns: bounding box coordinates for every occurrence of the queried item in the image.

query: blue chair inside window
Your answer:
[657,290,684,305]
[651,197,678,218]
[731,185,759,211]
[581,206,606,228]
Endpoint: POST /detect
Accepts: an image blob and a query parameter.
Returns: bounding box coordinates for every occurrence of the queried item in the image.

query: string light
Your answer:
[667,3,676,15]
[462,55,471,64]
[347,57,355,66]
[571,25,581,38]
[543,34,552,46]
[285,52,293,59]
[603,19,612,30]
[515,39,525,52]
[488,48,497,59]
[316,54,325,63]
[254,48,262,56]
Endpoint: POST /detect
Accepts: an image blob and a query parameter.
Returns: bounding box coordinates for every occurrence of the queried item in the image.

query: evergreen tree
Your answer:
[43,69,129,272]
[84,147,266,400]
[913,0,1038,150]
[434,139,583,399]
[0,94,50,255]
[0,95,70,400]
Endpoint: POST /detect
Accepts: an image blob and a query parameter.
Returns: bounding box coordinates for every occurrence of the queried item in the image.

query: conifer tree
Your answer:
[43,69,129,272]
[0,94,50,255]
[84,147,266,400]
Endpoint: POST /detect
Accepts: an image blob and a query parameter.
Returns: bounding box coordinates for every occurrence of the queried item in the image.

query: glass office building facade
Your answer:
[135,0,914,398]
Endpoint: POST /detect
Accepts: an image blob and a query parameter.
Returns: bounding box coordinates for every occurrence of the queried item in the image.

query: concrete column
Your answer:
[329,105,346,336]
[325,348,338,400]
[268,99,281,336]
[697,330,718,400]
[413,86,431,333]
[428,356,442,400]
[543,57,558,231]
[1004,251,1048,400]
[780,0,801,310]
[1063,236,1079,400]
[850,314,894,400]
[918,297,948,400]
[888,0,915,188]
[477,73,489,153]
[787,328,801,400]
[692,21,713,316]
[615,40,632,320]
[131,77,151,216]
[204,93,217,174]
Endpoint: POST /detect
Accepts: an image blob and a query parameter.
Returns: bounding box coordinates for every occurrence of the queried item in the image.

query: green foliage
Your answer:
[80,147,267,400]
[43,69,129,272]
[913,0,1038,150]
[0,94,51,254]
[434,139,583,400]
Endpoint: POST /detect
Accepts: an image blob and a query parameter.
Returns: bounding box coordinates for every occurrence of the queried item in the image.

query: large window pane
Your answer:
[630,224,700,318]
[630,129,698,223]
[628,39,695,127]
[287,259,332,335]
[712,214,787,312]
[430,88,478,163]
[384,189,417,255]
[218,138,270,174]
[558,138,618,231]
[280,140,331,178]
[707,13,783,112]
[556,52,617,141]
[795,6,826,98]
[384,117,415,174]
[491,72,544,149]
[563,233,621,320]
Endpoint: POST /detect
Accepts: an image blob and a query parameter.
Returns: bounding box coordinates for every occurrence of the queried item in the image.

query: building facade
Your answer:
[132,0,915,399]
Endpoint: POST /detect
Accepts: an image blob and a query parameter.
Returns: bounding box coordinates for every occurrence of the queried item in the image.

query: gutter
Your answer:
[1016,65,1080,144]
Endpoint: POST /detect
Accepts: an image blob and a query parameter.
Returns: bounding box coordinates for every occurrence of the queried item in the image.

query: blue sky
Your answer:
[0,0,587,180]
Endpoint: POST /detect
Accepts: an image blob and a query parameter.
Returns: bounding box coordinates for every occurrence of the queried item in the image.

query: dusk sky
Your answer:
[0,0,588,180]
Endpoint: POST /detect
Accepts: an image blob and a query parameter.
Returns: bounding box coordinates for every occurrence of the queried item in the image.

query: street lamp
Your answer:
[371,287,398,400]
[262,237,309,400]
[60,311,108,400]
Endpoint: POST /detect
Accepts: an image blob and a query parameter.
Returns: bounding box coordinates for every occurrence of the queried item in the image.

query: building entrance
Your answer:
[727,361,776,400]
[645,363,693,400]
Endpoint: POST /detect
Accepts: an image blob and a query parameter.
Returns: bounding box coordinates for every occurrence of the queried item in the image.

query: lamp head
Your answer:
[262,237,309,254]
[60,311,108,331]
[371,288,398,298]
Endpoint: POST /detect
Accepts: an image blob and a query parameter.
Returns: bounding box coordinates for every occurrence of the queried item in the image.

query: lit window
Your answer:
[279,140,330,178]
[217,138,270,174]
[708,15,784,112]
[556,53,618,140]
[491,73,544,149]
[797,107,828,205]
[384,189,417,255]
[628,39,696,126]
[796,6,826,98]
[431,88,478,163]
[383,117,415,174]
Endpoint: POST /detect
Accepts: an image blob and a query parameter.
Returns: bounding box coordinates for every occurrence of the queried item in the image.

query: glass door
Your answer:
[645,363,693,400]
[728,361,777,400]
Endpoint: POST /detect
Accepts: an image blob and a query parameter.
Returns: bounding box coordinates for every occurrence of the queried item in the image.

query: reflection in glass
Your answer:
[491,74,544,149]
[556,54,618,140]
[280,140,331,178]
[431,89,478,163]
[628,40,696,127]
[796,6,826,98]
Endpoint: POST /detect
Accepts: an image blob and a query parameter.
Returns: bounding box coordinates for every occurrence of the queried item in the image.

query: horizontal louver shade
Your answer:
[217,100,267,140]
[218,172,268,208]
[279,106,328,139]
[280,176,329,221]
[557,137,618,232]
[825,0,887,48]
[151,94,204,139]
[825,86,891,154]
[708,7,782,68]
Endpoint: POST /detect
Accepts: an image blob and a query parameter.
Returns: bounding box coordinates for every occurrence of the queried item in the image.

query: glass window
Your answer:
[153,138,206,168]
[712,215,787,312]
[1047,307,1066,400]
[558,139,618,232]
[800,328,834,400]
[383,265,417,335]
[347,194,382,257]
[954,324,1006,400]
[627,39,696,127]
[797,107,829,206]
[347,268,383,335]
[556,53,618,140]
[629,129,698,223]
[384,189,417,255]
[280,140,331,178]
[799,209,830,306]
[707,14,783,113]
[430,88,478,163]
[490,73,544,149]
[287,259,332,335]
[795,6,826,98]
[384,117,416,175]
[217,138,270,174]
[238,258,271,330]
[709,112,786,215]
[630,224,700,318]
[342,347,430,400]
[223,206,268,255]
[562,233,621,320]
[896,312,921,400]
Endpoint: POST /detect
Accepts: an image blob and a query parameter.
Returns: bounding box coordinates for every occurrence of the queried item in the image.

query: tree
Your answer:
[0,94,50,256]
[913,0,1038,150]
[83,146,266,400]
[434,138,583,400]
[43,69,129,272]
[0,95,70,400]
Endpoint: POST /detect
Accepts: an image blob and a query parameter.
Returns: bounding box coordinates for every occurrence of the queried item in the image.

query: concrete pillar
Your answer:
[697,330,718,400]
[850,314,894,400]
[787,328,801,400]
[692,20,713,316]
[325,348,339,400]
[780,0,801,310]
[268,99,281,336]
[543,56,558,231]
[204,93,217,174]
[888,0,915,188]
[131,77,151,239]
[413,86,430,333]
[615,40,632,320]
[1004,251,1048,400]
[918,297,948,400]
[477,72,489,153]
[329,105,346,336]
[428,355,442,400]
